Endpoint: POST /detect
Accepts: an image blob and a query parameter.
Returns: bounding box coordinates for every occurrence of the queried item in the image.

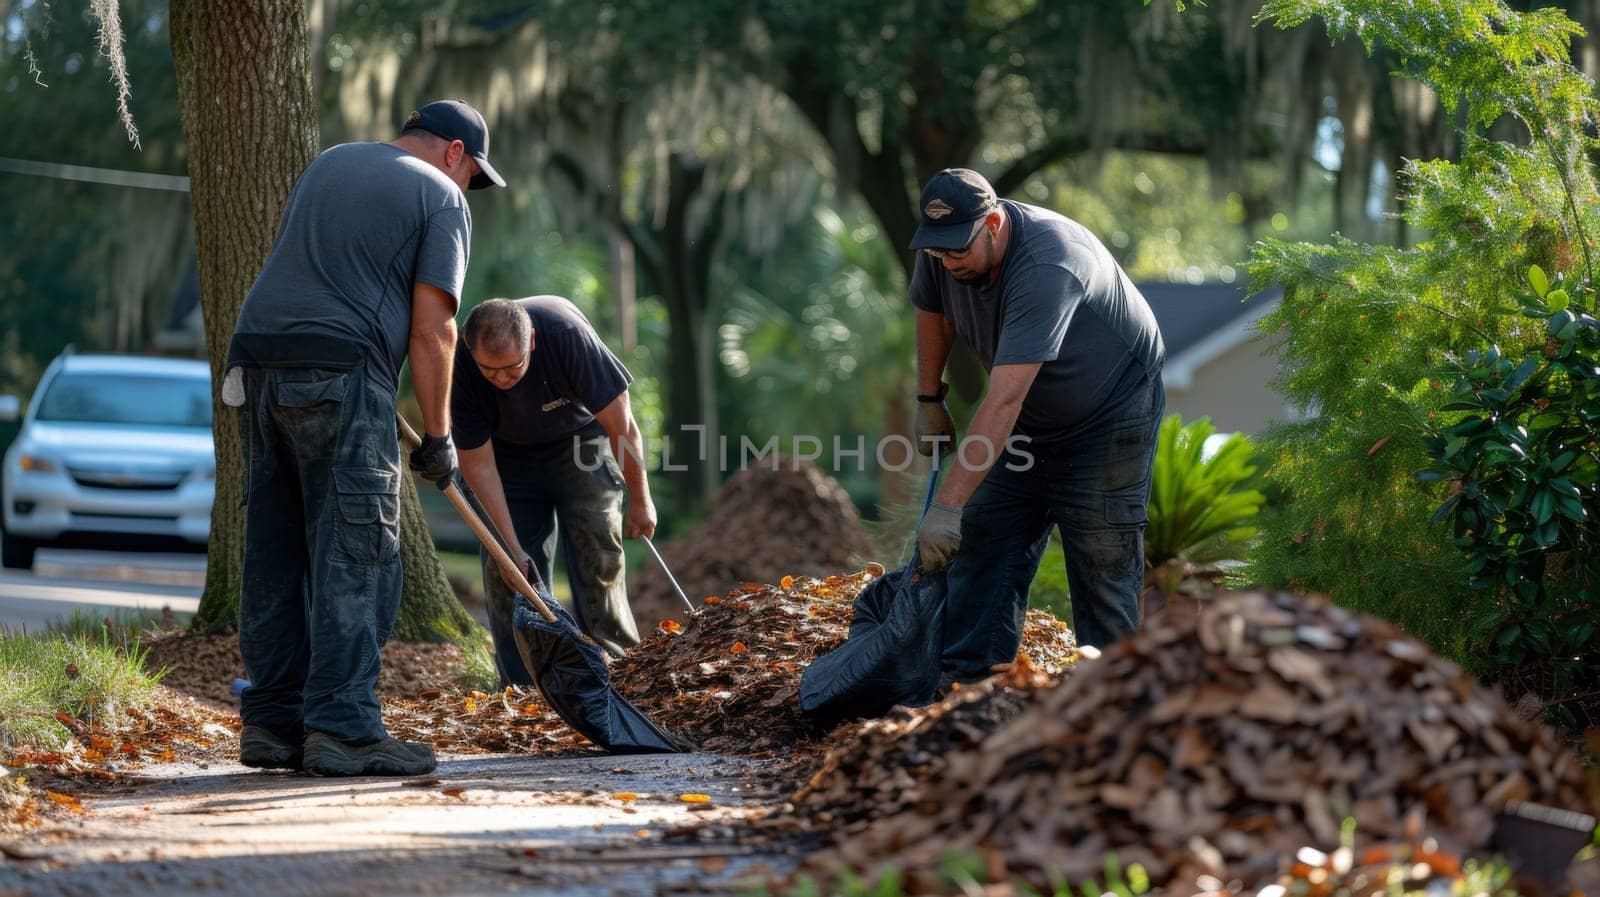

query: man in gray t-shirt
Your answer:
[225,100,504,776]
[907,168,1164,677]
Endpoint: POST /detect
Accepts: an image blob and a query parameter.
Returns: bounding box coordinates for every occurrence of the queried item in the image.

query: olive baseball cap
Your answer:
[403,99,505,190]
[909,168,998,251]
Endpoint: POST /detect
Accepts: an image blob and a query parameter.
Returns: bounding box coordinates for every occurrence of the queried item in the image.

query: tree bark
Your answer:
[173,0,476,644]
[171,0,318,630]
[390,472,479,643]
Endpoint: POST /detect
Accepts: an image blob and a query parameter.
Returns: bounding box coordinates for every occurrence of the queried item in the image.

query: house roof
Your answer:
[1137,281,1283,390]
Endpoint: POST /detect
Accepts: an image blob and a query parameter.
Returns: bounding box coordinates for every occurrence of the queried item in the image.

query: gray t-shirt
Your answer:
[909,200,1164,448]
[233,142,471,388]
[452,296,634,450]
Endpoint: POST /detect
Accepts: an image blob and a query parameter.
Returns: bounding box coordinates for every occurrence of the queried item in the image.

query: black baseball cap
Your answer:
[403,99,505,190]
[909,168,999,251]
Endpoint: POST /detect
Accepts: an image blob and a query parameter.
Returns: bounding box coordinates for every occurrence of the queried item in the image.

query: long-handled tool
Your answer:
[398,416,683,754]
[640,536,695,615]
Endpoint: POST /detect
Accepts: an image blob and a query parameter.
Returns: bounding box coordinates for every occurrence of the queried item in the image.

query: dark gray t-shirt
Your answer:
[909,200,1164,448]
[452,296,634,450]
[233,142,471,388]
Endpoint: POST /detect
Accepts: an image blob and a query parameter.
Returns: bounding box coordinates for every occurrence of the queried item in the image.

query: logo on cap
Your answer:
[924,199,954,220]
[405,111,421,126]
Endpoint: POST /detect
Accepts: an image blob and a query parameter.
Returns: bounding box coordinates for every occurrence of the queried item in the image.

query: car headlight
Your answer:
[18,454,59,474]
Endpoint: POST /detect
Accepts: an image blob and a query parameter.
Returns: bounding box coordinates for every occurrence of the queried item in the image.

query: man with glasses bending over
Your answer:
[908,168,1165,684]
[451,296,653,685]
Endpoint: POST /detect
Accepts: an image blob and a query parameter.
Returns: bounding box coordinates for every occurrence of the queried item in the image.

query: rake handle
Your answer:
[397,415,558,624]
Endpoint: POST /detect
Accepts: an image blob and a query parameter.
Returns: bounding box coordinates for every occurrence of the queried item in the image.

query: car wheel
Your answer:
[1,527,35,570]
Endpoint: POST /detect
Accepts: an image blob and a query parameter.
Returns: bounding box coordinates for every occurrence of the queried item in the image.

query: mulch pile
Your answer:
[612,570,1077,755]
[766,651,1069,842]
[142,631,467,706]
[390,569,1078,758]
[803,590,1598,892]
[627,459,873,630]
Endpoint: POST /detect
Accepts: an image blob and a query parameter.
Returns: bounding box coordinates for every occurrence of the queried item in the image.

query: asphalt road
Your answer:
[0,549,202,633]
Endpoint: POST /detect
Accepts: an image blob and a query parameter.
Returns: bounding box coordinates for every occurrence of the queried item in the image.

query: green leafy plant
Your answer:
[1421,265,1600,727]
[1145,414,1264,587]
[1245,0,1600,670]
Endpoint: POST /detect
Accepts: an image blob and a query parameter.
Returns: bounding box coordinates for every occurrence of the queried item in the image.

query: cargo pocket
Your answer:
[333,466,400,565]
[1104,484,1149,528]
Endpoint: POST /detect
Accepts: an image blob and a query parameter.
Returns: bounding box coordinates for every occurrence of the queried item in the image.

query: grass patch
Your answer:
[44,607,186,654]
[0,627,160,752]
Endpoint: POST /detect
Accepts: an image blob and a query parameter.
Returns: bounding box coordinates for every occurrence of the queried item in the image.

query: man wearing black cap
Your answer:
[225,99,505,776]
[907,168,1165,679]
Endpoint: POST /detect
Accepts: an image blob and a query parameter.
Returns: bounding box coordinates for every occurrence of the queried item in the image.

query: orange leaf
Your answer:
[780,575,794,589]
[44,791,84,813]
[678,793,712,804]
[1367,435,1392,456]
[89,735,114,752]
[54,712,73,726]
[659,619,683,634]
[442,787,465,800]
[464,697,477,713]
[611,792,639,802]
[702,596,720,605]
[729,642,748,655]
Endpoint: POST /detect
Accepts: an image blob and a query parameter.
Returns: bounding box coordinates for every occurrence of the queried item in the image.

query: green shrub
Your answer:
[1246,0,1600,671]
[1421,266,1600,727]
[1146,414,1264,587]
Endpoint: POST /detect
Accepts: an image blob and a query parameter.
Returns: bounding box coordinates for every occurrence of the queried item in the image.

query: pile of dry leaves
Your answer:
[390,569,1078,757]
[613,570,1077,754]
[765,650,1073,842]
[2,692,238,783]
[626,459,874,629]
[809,590,1598,892]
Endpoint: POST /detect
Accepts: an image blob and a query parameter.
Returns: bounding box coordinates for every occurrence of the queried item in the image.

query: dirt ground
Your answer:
[0,752,793,897]
[142,631,470,707]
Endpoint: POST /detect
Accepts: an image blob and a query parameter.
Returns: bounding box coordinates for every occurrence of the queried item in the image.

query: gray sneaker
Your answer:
[302,731,437,777]
[240,725,302,770]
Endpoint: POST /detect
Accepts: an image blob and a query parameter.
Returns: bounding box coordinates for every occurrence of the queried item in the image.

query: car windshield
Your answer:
[35,371,212,428]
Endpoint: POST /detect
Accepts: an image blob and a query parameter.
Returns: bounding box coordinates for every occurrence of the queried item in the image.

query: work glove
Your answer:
[408,432,457,490]
[917,500,964,572]
[915,383,955,456]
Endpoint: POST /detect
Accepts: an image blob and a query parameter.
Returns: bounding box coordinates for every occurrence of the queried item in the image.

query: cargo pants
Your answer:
[482,433,640,685]
[941,369,1164,682]
[235,361,402,746]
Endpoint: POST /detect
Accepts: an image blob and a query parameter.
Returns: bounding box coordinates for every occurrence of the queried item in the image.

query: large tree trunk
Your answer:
[390,473,479,642]
[172,0,477,645]
[171,0,317,630]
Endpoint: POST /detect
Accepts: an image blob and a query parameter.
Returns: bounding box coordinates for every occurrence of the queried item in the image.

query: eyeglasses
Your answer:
[922,228,983,260]
[475,350,531,377]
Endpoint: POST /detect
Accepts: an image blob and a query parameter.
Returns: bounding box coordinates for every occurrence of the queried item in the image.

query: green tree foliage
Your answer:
[0,0,188,395]
[1422,267,1600,726]
[1247,0,1600,664]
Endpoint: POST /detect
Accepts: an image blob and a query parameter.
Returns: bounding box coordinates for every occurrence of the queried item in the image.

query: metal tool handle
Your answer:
[641,536,696,615]
[397,415,558,623]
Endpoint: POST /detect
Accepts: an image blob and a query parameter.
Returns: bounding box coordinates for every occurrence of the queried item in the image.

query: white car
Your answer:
[1,353,215,570]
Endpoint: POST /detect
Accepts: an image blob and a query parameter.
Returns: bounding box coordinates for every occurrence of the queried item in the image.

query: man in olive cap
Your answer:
[226,99,504,776]
[907,168,1165,681]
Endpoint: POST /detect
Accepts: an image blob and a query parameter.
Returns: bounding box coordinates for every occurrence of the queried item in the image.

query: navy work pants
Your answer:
[941,370,1164,681]
[236,363,402,745]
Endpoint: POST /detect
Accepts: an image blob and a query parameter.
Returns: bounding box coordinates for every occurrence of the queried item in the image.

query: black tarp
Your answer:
[797,558,947,727]
[512,592,686,754]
